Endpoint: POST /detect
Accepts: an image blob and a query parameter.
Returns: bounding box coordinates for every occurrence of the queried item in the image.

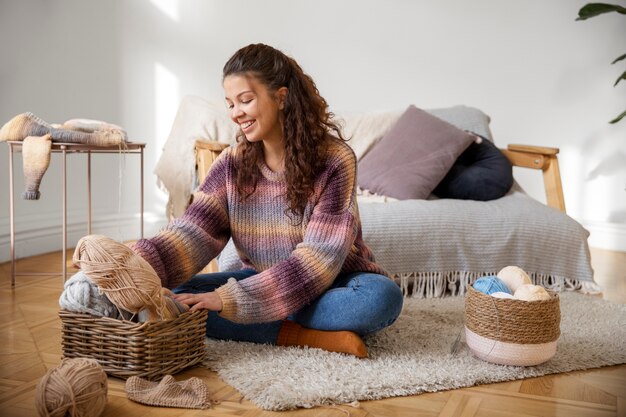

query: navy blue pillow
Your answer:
[433,136,513,201]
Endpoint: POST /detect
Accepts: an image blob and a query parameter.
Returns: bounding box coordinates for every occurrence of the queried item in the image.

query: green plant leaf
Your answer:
[609,109,626,124]
[577,3,626,20]
[612,53,626,64]
[614,71,626,86]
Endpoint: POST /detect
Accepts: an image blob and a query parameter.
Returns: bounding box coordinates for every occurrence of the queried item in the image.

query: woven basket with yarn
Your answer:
[60,309,208,381]
[464,285,561,366]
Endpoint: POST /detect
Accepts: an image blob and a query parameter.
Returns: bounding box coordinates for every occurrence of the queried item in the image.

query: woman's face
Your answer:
[224,74,287,145]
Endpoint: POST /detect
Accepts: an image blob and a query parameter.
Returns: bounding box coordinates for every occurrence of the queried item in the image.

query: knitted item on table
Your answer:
[21,134,52,200]
[1,112,128,201]
[125,375,212,409]
[61,118,128,140]
[0,112,126,145]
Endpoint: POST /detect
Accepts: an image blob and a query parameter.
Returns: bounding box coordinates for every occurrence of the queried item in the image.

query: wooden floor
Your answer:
[1,248,624,417]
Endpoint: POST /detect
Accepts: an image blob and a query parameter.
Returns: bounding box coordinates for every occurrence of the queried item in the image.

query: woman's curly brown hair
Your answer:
[223,43,345,223]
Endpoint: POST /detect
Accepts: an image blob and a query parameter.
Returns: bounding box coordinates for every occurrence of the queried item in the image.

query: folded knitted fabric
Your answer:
[21,135,52,200]
[125,375,212,409]
[61,118,127,138]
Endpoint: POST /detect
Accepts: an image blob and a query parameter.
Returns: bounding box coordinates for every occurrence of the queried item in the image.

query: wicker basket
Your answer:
[464,285,560,366]
[60,309,208,380]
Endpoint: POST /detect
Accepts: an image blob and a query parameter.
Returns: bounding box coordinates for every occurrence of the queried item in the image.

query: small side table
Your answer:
[7,141,146,286]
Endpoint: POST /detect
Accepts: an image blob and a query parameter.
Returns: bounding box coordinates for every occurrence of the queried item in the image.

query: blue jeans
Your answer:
[173,269,404,344]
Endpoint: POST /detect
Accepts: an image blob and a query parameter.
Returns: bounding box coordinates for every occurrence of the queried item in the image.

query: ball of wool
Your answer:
[137,296,188,322]
[59,271,119,318]
[497,265,531,293]
[514,284,551,301]
[72,234,167,321]
[491,291,515,299]
[472,276,512,295]
[35,357,108,417]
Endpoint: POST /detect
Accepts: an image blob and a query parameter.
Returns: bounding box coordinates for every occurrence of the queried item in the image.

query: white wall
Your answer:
[1,0,625,265]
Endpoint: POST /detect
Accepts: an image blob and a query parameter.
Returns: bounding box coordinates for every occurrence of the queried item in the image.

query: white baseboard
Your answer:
[0,211,167,263]
[584,220,626,252]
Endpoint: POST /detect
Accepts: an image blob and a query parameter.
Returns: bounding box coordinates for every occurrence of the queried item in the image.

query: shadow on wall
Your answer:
[580,126,626,226]
[586,150,626,181]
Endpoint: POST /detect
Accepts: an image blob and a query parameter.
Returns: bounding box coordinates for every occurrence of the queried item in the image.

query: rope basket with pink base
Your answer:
[464,285,561,366]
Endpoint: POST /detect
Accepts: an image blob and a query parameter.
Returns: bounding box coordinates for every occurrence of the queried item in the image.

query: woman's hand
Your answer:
[172,291,223,312]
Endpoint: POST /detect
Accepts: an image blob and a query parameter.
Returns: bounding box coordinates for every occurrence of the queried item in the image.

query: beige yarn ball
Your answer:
[514,284,551,301]
[73,234,167,321]
[497,266,531,293]
[36,357,108,417]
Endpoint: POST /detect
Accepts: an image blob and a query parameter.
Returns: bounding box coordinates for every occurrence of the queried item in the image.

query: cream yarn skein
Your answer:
[497,265,531,293]
[35,357,108,417]
[72,234,167,321]
[514,284,551,301]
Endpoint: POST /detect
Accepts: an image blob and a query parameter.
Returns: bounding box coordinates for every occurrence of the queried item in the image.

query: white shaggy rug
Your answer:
[203,293,626,411]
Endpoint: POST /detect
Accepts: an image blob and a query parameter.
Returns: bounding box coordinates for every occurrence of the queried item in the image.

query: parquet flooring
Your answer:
[0,248,624,416]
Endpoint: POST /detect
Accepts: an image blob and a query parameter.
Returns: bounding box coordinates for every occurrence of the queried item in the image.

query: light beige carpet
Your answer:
[203,292,626,411]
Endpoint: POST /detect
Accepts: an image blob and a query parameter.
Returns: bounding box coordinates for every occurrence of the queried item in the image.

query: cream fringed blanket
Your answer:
[153,96,502,219]
[72,234,171,321]
[153,95,403,219]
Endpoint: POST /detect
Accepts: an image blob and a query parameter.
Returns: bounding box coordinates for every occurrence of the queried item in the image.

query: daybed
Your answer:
[155,96,596,298]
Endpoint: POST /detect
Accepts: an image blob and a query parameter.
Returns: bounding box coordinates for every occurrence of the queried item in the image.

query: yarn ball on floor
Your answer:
[35,357,108,417]
[497,265,531,293]
[514,284,551,301]
[472,276,512,295]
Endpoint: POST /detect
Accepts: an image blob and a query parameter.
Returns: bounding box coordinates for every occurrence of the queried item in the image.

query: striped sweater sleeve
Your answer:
[130,150,232,289]
[215,146,359,324]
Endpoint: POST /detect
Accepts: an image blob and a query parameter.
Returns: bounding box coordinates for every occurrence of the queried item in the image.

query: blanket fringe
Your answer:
[393,271,602,298]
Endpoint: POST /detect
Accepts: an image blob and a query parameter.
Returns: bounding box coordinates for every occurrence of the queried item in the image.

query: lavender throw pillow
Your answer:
[357,105,476,200]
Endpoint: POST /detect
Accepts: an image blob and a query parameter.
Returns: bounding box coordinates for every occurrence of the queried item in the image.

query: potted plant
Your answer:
[577,3,626,123]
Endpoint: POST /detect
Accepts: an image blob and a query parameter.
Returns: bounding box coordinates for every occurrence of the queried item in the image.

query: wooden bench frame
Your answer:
[195,140,566,213]
[501,144,565,212]
[194,140,566,273]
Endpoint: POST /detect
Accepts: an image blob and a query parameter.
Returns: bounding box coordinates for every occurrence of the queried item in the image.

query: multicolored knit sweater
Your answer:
[132,139,387,324]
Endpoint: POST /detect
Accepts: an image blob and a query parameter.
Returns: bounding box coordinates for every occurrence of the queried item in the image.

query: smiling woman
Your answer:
[223,74,287,170]
[128,43,404,359]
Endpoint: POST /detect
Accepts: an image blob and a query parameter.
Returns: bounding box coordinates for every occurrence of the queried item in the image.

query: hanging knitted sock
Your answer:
[276,321,368,358]
[21,134,52,200]
[0,112,125,146]
[125,375,213,409]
